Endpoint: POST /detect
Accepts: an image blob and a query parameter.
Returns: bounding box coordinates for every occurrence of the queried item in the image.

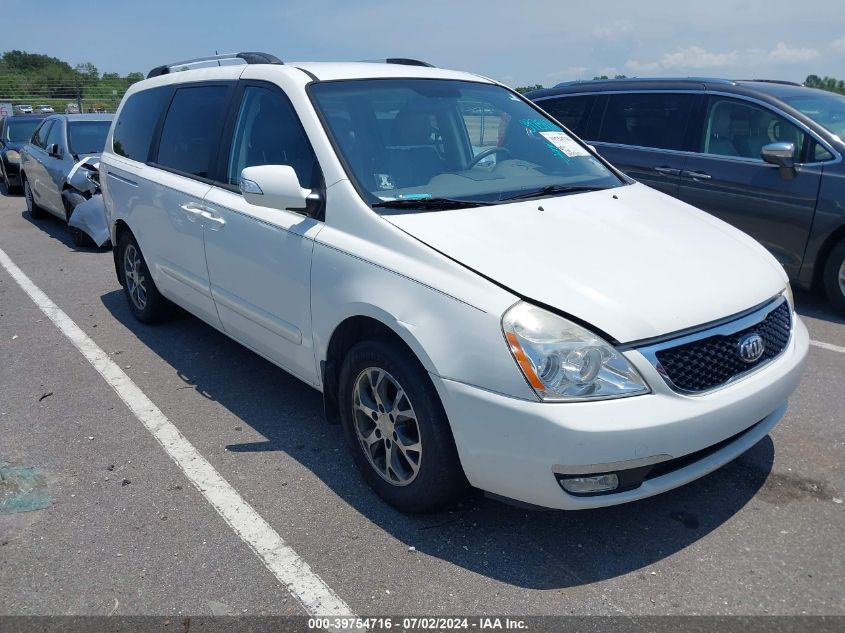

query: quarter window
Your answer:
[113,86,172,162]
[227,86,316,188]
[540,95,595,137]
[156,85,229,178]
[597,93,695,150]
[701,97,806,162]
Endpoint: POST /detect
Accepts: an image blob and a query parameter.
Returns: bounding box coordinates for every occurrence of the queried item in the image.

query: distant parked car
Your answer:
[36,104,55,114]
[0,114,46,192]
[527,78,845,313]
[65,103,80,114]
[14,104,34,114]
[19,113,113,245]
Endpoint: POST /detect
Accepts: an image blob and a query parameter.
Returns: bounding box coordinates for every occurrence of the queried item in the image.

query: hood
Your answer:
[4,141,25,152]
[383,183,788,343]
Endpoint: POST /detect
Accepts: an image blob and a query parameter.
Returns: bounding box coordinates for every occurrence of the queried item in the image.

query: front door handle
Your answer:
[179,201,206,222]
[654,166,681,176]
[682,170,712,181]
[199,210,226,230]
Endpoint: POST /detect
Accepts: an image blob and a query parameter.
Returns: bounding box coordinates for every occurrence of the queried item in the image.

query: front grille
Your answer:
[655,301,791,393]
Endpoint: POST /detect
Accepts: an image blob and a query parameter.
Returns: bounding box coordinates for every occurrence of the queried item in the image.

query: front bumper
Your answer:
[2,157,21,185]
[433,316,809,510]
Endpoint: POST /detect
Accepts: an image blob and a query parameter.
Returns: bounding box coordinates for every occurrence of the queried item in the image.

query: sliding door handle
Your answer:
[682,170,712,181]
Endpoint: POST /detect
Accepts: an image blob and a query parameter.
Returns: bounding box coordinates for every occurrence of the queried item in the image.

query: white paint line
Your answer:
[810,339,845,354]
[0,246,354,619]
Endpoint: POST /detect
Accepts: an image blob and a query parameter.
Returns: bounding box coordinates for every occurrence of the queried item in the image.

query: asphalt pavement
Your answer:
[1,185,843,620]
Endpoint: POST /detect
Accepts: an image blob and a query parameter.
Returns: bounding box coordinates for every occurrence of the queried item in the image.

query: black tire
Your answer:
[23,178,47,218]
[63,190,94,247]
[117,231,171,323]
[822,238,845,315]
[338,339,469,513]
[1,161,14,194]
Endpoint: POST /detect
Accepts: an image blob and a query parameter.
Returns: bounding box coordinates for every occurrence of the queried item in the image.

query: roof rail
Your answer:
[360,58,435,68]
[738,79,804,86]
[147,51,283,79]
[554,76,738,88]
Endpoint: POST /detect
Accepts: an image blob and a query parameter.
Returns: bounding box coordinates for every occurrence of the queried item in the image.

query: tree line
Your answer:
[0,50,144,110]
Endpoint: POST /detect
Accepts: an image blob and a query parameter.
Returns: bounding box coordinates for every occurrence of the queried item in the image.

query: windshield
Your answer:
[6,119,42,142]
[783,93,845,138]
[311,79,623,209]
[68,120,111,155]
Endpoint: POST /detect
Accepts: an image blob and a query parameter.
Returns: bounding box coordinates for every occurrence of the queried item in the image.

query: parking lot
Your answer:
[1,185,844,620]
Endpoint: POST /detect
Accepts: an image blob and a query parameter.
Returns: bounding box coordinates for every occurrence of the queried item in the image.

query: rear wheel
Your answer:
[24,179,47,219]
[823,238,845,315]
[338,339,469,513]
[117,231,171,323]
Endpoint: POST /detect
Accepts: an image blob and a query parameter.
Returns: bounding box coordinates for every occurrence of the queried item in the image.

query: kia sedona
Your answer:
[100,53,808,512]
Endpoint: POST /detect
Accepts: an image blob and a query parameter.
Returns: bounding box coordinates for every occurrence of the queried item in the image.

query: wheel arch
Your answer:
[321,311,435,425]
[814,222,845,289]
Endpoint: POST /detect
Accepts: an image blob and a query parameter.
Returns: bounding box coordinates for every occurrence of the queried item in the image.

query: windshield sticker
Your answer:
[374,173,396,190]
[538,131,591,157]
[397,193,432,200]
[519,118,563,134]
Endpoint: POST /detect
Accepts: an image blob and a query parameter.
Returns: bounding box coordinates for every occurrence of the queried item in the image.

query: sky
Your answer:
[4,0,844,87]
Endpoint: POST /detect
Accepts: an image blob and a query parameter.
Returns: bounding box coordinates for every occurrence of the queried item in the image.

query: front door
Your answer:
[676,96,822,279]
[202,83,323,385]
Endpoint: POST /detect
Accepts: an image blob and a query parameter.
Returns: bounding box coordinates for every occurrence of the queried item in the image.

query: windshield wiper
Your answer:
[372,197,491,210]
[498,184,610,202]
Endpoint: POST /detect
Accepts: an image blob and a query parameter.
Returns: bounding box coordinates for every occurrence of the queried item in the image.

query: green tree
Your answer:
[805,74,845,95]
[514,84,544,94]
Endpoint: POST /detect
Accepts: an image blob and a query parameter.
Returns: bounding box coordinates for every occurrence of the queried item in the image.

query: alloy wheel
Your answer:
[352,367,422,486]
[123,244,147,310]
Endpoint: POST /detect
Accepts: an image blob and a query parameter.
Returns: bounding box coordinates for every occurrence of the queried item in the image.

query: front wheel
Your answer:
[823,239,845,315]
[64,190,94,247]
[338,339,469,513]
[24,179,47,219]
[117,232,171,323]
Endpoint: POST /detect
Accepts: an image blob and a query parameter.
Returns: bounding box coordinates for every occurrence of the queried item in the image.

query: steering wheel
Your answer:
[468,146,511,168]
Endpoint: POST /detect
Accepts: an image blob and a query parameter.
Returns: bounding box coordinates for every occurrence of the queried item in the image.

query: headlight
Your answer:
[502,302,649,401]
[784,283,794,312]
[4,150,20,164]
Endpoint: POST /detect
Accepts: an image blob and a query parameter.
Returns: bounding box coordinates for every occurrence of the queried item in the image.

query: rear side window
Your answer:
[112,87,171,162]
[156,85,229,178]
[539,95,595,137]
[597,93,695,150]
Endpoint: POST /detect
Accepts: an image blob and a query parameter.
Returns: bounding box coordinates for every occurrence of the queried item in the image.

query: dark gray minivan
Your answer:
[526,79,845,313]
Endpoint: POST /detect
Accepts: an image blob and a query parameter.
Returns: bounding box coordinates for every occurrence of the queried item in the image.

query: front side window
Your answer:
[31,121,53,148]
[596,92,695,150]
[68,121,111,155]
[701,97,806,161]
[45,120,64,151]
[156,85,229,177]
[227,86,316,188]
[6,118,43,143]
[311,79,622,208]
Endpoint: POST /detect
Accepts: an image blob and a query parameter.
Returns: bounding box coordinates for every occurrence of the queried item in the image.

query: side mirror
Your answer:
[239,165,313,214]
[47,143,62,158]
[761,142,795,179]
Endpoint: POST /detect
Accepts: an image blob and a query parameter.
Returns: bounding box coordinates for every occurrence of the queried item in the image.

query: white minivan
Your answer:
[100,53,808,512]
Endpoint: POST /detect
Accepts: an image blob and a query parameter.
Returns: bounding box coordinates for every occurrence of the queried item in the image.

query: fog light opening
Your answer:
[559,473,619,495]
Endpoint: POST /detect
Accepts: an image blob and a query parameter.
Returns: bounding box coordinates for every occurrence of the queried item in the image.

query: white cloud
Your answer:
[766,42,820,62]
[547,66,589,80]
[592,20,633,39]
[829,36,845,52]
[626,41,821,73]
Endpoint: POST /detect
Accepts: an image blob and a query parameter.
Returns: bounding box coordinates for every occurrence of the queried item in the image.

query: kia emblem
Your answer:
[737,333,765,363]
